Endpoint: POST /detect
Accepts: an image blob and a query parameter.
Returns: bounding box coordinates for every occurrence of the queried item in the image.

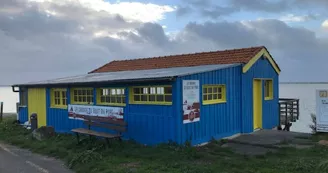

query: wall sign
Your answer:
[183,80,200,124]
[68,104,124,121]
[316,90,328,132]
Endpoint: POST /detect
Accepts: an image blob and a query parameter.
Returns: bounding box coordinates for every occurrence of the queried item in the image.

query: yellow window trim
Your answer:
[129,85,172,105]
[264,79,274,100]
[50,88,68,109]
[96,88,126,106]
[243,48,281,74]
[202,84,226,105]
[70,87,94,105]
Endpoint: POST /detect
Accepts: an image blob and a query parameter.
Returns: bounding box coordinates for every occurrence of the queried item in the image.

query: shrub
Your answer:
[309,113,316,134]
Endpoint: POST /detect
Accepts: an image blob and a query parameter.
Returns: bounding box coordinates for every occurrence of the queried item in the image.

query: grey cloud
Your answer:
[230,0,290,13]
[176,6,193,17]
[1,0,328,85]
[178,0,327,19]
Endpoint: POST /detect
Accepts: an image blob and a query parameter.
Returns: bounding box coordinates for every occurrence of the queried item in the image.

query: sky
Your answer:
[0,0,328,85]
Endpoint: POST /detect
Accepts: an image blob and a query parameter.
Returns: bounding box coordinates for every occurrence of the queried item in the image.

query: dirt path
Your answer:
[222,129,315,155]
[0,142,73,173]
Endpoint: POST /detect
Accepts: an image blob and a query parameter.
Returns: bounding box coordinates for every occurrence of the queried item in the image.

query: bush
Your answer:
[309,113,316,134]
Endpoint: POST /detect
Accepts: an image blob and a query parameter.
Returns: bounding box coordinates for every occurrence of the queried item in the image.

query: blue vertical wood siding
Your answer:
[176,65,243,145]
[241,56,279,133]
[45,82,176,146]
[18,107,28,123]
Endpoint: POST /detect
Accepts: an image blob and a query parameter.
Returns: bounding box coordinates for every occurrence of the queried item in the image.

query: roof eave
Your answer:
[12,77,176,88]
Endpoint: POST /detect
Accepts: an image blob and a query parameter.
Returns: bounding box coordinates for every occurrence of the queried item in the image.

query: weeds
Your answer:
[1,116,328,173]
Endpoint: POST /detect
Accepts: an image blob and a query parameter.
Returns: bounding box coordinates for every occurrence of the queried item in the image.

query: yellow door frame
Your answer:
[253,79,263,130]
[28,88,47,127]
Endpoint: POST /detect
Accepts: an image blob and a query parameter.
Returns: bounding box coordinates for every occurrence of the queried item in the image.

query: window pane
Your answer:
[203,88,207,94]
[134,95,140,101]
[165,95,172,102]
[122,97,126,103]
[156,95,164,102]
[62,91,66,98]
[117,89,121,95]
[63,99,67,105]
[208,94,212,100]
[105,96,110,103]
[78,96,82,102]
[208,87,212,93]
[213,87,218,93]
[203,95,207,101]
[213,94,218,99]
[82,96,86,102]
[141,95,148,101]
[142,88,148,94]
[122,89,125,95]
[164,87,172,94]
[218,87,222,93]
[74,90,77,95]
[117,97,122,103]
[111,89,116,95]
[134,88,140,94]
[149,95,156,101]
[74,96,78,102]
[110,96,116,103]
[218,93,222,99]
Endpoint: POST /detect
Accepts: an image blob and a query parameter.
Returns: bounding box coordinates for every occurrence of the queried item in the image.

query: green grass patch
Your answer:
[1,116,328,173]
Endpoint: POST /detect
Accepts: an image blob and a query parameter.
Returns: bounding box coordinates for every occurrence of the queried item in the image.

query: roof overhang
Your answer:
[12,77,176,88]
[242,48,281,74]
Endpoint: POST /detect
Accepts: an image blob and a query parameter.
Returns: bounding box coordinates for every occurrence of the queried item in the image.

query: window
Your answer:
[203,85,226,105]
[19,88,27,106]
[131,86,172,105]
[264,79,273,100]
[71,88,94,104]
[97,88,126,106]
[51,88,67,108]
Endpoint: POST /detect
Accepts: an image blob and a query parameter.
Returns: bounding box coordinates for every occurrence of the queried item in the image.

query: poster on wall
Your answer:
[68,104,124,121]
[316,90,328,132]
[183,80,200,124]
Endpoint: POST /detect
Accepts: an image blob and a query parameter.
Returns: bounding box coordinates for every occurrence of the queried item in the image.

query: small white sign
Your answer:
[316,90,328,132]
[68,104,124,121]
[182,80,200,124]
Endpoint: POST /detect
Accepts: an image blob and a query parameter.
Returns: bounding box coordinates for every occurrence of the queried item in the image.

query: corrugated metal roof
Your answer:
[14,64,241,86]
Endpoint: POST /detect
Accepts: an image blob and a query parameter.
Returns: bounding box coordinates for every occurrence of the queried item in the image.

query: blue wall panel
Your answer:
[242,56,279,133]
[176,65,243,145]
[45,82,177,146]
[18,107,28,123]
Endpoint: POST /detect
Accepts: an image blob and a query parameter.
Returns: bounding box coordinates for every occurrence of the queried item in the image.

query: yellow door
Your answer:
[28,88,47,128]
[253,79,262,130]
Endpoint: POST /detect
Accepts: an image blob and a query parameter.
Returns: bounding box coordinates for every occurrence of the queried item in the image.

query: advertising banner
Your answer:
[68,104,124,121]
[316,90,328,132]
[183,80,200,124]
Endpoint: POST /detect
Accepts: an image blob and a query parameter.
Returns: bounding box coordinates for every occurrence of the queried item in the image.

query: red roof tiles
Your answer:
[90,46,265,73]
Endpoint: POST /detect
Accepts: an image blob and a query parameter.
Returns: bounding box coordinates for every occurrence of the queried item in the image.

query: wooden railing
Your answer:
[278,98,300,131]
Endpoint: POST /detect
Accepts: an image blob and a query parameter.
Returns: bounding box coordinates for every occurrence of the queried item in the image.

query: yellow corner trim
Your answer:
[243,48,281,74]
[203,100,226,105]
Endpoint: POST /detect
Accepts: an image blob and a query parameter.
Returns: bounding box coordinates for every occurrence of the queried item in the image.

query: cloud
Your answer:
[322,20,328,29]
[1,0,328,85]
[280,14,319,22]
[177,0,237,19]
[28,0,175,23]
[177,0,327,20]
[230,0,289,13]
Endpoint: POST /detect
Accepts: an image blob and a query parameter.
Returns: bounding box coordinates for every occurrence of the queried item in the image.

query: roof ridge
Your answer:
[109,46,265,62]
[89,46,266,73]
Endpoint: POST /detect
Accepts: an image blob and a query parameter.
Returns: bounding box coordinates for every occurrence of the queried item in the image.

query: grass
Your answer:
[1,116,328,173]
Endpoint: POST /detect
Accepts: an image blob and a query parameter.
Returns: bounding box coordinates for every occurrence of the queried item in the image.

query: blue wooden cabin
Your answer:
[12,46,281,146]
